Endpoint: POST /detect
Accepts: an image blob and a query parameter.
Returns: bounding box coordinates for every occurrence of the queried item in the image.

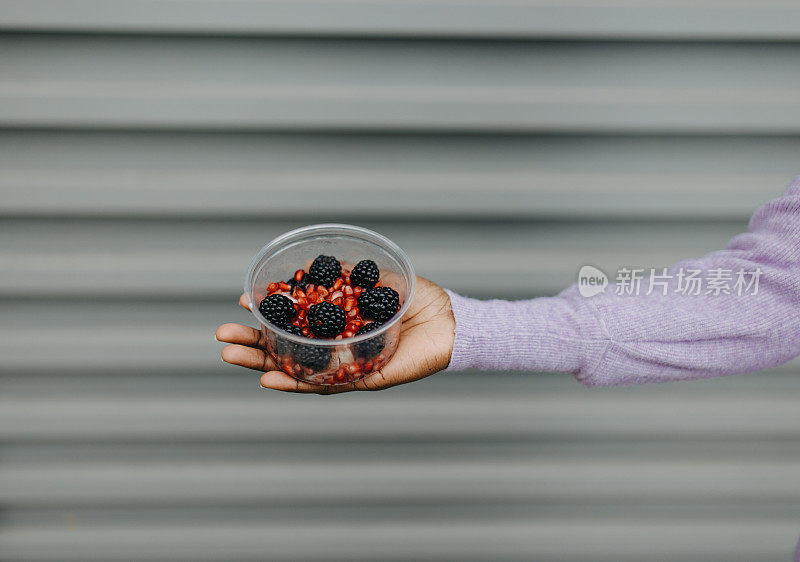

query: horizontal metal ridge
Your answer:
[1,393,798,441]
[0,132,794,219]
[2,0,800,41]
[3,37,800,132]
[0,520,796,561]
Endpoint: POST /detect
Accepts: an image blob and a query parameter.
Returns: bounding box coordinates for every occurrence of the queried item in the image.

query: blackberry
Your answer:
[274,323,304,356]
[300,274,318,288]
[287,272,310,290]
[283,323,305,337]
[350,259,380,288]
[357,286,400,322]
[353,322,385,359]
[275,324,331,369]
[307,301,347,338]
[294,343,331,370]
[308,255,341,288]
[259,294,296,326]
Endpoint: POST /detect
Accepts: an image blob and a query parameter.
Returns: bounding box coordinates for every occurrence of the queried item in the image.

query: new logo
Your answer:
[578,265,608,298]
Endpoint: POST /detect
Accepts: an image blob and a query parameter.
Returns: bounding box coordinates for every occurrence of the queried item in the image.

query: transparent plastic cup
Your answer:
[244,224,415,386]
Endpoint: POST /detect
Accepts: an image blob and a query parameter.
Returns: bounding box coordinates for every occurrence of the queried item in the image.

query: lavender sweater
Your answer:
[445,175,800,386]
[444,175,800,559]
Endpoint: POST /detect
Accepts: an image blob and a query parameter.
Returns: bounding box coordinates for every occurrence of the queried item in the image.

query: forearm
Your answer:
[445,175,800,387]
[445,287,607,376]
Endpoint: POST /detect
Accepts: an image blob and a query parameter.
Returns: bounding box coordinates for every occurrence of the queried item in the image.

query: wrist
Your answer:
[441,291,456,371]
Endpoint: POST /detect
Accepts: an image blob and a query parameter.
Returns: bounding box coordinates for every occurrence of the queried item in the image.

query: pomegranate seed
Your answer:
[297,309,307,319]
[344,296,356,311]
[277,282,291,291]
[294,364,303,375]
[377,354,385,362]
[343,330,355,338]
[267,282,279,293]
[294,269,305,282]
[305,284,315,294]
[346,322,360,332]
[347,364,361,375]
[353,286,363,297]
[344,275,351,285]
[336,367,347,381]
[333,278,343,290]
[308,293,322,305]
[343,285,354,296]
[364,361,374,373]
[301,327,310,336]
[332,297,343,306]
[355,357,365,365]
[317,286,329,297]
[334,335,343,340]
[347,308,358,319]
[302,367,313,377]
[330,290,344,301]
[281,361,293,372]
[297,297,308,308]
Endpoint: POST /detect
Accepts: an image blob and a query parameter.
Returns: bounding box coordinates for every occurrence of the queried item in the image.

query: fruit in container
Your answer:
[307,301,347,338]
[353,322,385,359]
[350,259,380,288]
[308,255,342,288]
[258,294,296,326]
[259,254,402,384]
[357,286,400,322]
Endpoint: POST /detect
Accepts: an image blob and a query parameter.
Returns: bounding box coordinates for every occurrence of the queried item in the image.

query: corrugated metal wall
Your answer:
[1,2,800,560]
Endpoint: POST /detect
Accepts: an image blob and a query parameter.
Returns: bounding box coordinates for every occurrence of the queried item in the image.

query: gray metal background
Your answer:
[1,1,800,560]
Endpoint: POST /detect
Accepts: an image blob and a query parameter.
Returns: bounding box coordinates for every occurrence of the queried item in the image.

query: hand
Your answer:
[215,277,455,394]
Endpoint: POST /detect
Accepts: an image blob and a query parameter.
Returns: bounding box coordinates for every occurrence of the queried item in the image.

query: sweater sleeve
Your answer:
[444,175,800,387]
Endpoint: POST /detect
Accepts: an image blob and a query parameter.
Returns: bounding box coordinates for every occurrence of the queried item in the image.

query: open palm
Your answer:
[216,277,455,394]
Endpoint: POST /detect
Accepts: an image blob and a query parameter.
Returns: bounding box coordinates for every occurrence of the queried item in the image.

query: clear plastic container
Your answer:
[244,224,415,385]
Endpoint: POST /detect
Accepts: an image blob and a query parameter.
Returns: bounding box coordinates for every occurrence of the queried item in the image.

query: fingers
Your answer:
[260,371,366,395]
[221,344,278,372]
[260,371,335,393]
[239,293,251,311]
[216,323,264,347]
[259,365,396,395]
[218,323,397,393]
[258,333,426,395]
